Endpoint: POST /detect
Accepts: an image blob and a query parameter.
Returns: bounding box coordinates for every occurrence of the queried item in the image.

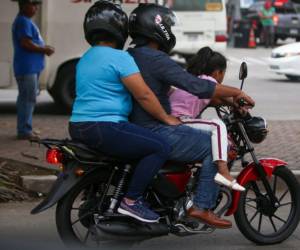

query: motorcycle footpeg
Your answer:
[173,222,215,235]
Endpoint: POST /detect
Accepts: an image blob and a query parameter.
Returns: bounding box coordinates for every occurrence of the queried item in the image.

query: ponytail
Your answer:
[187,46,227,76]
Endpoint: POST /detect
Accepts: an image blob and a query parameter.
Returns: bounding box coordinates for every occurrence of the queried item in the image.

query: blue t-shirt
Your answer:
[12,14,45,76]
[70,46,140,123]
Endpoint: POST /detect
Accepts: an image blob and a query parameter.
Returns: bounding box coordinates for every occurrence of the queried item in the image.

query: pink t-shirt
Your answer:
[169,75,217,119]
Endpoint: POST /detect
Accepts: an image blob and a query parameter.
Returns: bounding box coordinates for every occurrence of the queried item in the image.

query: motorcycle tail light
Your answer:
[46,148,63,165]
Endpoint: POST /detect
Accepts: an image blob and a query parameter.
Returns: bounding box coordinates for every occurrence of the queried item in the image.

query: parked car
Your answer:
[244,0,300,44]
[268,42,300,80]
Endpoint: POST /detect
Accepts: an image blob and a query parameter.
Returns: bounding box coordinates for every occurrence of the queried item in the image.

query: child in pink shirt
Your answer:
[169,47,244,191]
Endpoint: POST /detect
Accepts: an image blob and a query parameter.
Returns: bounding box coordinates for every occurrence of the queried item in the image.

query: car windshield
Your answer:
[164,0,223,11]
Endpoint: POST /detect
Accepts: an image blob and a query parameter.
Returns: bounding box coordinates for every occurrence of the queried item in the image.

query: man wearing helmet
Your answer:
[70,0,180,223]
[128,3,255,228]
[12,0,55,140]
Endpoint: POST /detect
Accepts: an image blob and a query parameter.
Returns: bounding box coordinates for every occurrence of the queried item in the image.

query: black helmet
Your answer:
[84,0,128,48]
[244,116,268,144]
[129,3,176,53]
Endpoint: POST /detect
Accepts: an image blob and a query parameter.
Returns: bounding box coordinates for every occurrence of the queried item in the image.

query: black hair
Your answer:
[88,31,118,46]
[187,46,227,76]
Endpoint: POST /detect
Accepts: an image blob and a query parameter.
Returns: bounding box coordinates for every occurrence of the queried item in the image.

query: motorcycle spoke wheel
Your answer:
[234,166,300,245]
[56,173,112,247]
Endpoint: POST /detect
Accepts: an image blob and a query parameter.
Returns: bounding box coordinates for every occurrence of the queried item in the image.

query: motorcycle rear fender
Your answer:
[31,165,107,215]
[225,158,287,216]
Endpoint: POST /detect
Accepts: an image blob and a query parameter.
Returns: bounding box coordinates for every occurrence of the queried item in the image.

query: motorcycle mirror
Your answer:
[239,62,248,81]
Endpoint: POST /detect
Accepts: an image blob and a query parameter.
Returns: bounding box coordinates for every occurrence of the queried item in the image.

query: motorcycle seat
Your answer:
[66,141,130,164]
[66,140,199,169]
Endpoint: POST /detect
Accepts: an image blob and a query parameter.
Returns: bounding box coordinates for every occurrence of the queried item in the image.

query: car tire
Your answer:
[48,60,78,112]
[285,75,300,81]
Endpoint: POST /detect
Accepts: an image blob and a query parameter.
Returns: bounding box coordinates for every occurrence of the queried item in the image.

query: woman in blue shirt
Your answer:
[69,1,180,223]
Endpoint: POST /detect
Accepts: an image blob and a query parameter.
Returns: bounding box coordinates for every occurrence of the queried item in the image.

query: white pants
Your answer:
[182,118,228,162]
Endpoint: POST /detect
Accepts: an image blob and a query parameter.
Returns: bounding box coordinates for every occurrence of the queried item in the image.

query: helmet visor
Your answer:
[163,11,178,26]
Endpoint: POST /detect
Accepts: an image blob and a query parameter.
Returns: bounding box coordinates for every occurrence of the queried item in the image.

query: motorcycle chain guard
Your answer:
[226,158,287,216]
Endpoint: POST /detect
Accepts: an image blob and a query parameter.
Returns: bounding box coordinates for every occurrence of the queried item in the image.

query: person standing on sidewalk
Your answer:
[12,0,54,140]
[259,0,276,48]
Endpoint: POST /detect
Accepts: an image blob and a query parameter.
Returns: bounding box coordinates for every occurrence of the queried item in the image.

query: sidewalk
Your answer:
[1,114,300,172]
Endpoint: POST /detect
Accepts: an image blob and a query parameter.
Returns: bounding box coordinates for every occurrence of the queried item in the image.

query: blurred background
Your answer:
[1,0,300,112]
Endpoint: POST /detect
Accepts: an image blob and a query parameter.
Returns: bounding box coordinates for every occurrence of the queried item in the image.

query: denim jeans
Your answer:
[69,121,171,200]
[148,124,219,209]
[15,74,39,136]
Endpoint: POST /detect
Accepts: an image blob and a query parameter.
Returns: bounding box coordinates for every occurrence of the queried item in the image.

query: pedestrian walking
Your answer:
[259,0,275,48]
[12,0,54,140]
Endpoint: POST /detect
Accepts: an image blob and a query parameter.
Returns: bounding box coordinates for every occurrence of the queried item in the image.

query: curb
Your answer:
[0,156,59,173]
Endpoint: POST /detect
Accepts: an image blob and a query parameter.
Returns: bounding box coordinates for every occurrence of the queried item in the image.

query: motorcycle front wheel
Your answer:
[234,166,300,245]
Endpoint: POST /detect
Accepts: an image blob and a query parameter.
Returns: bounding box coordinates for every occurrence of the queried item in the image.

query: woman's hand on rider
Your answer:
[163,114,182,126]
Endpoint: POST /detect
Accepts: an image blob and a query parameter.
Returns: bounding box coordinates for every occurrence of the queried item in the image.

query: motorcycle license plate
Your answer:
[290,29,298,35]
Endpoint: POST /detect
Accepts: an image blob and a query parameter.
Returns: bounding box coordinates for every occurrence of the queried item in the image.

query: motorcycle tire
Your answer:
[55,172,109,247]
[234,166,300,245]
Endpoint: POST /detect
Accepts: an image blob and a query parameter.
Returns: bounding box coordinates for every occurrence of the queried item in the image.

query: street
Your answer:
[1,201,300,250]
[1,47,300,249]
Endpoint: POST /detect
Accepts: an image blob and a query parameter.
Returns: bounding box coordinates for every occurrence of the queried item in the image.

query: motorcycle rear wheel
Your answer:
[234,166,300,245]
[55,172,111,247]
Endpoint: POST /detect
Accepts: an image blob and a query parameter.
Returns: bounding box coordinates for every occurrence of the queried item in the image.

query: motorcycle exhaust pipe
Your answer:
[96,220,169,238]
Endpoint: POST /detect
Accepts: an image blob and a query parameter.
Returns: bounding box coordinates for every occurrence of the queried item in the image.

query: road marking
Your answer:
[245,57,267,65]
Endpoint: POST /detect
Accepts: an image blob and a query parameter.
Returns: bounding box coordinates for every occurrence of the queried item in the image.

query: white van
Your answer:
[163,0,227,58]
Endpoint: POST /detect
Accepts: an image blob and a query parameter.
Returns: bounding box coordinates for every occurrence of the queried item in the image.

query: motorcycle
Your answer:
[31,63,300,247]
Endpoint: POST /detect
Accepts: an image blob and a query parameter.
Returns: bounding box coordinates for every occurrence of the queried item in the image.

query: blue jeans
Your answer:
[148,124,219,209]
[69,121,171,200]
[15,74,39,136]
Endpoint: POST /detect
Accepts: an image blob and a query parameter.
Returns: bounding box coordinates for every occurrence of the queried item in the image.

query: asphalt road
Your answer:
[0,201,300,250]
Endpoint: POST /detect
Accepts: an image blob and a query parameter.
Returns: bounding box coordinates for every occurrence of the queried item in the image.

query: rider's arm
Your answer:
[210,96,234,107]
[122,73,181,126]
[155,55,217,99]
[156,55,254,106]
[213,85,255,107]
